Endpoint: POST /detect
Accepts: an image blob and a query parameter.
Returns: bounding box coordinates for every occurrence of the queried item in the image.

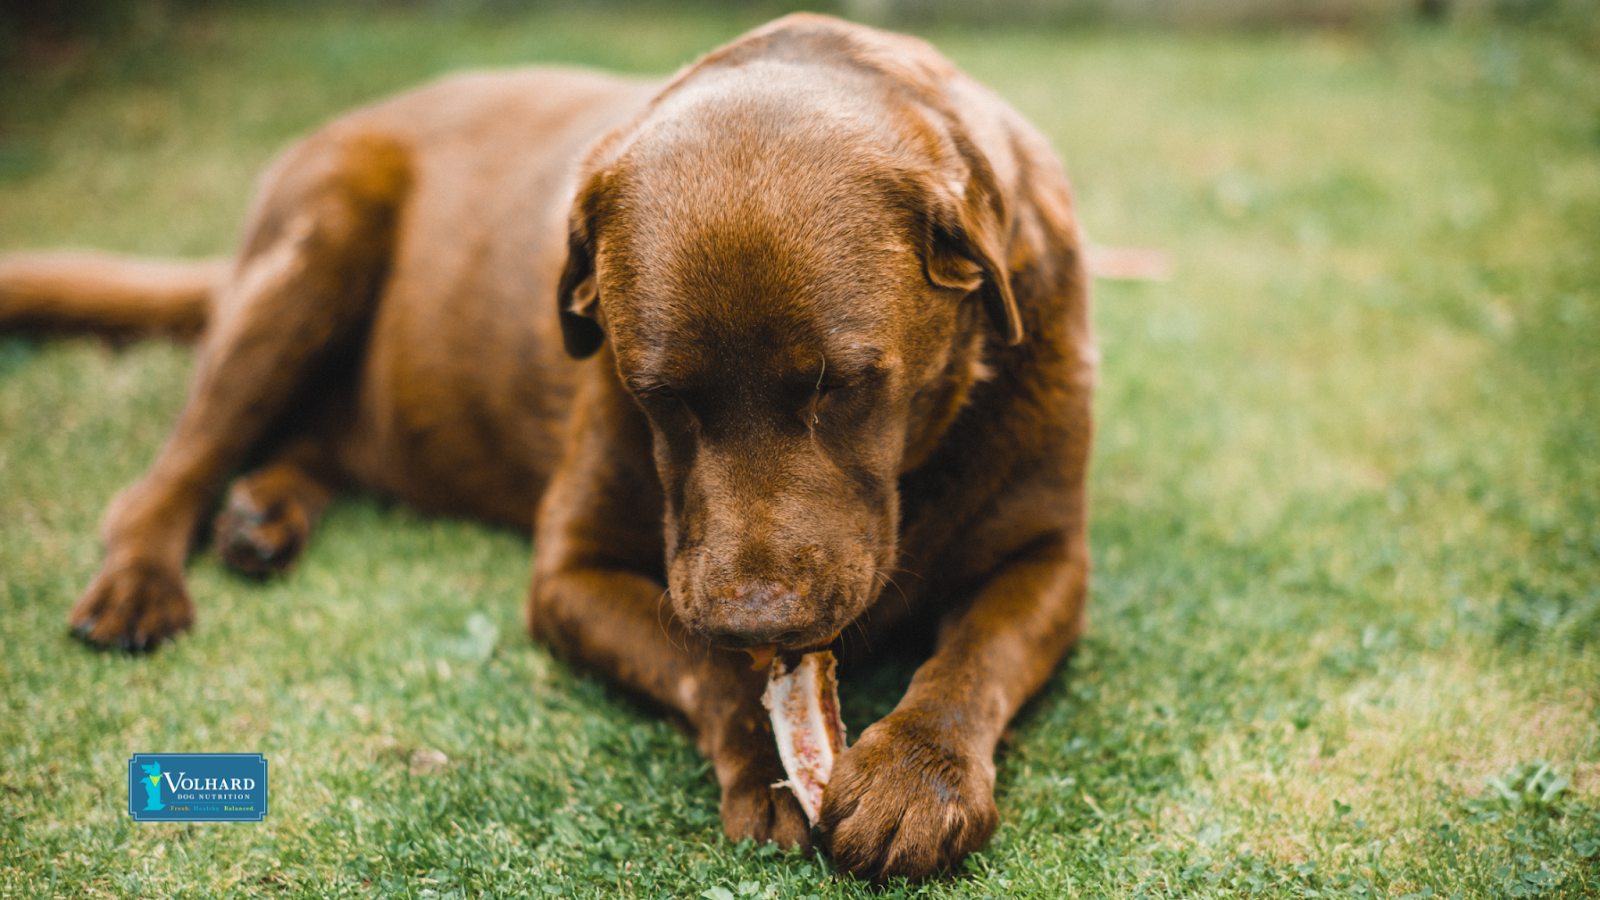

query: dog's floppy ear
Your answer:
[920,144,1022,346]
[556,170,608,360]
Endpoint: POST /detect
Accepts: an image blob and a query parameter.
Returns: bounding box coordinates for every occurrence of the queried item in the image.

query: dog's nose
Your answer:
[705,580,809,648]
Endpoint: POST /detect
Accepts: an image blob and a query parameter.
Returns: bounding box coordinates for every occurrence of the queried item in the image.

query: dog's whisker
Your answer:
[654,588,690,654]
[844,610,873,656]
[873,568,912,618]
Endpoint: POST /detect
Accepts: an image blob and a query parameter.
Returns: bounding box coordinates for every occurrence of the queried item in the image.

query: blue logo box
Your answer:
[128,753,268,822]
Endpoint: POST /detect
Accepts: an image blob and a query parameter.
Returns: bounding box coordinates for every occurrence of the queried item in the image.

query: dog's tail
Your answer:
[0,251,227,341]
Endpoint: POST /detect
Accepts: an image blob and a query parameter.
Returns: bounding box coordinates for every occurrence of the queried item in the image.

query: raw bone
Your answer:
[762,651,847,825]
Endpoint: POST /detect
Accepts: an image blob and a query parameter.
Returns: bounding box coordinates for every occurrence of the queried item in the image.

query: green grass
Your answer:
[3,5,1598,898]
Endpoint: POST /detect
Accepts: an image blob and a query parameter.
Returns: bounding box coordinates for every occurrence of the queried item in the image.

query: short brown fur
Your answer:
[0,15,1093,882]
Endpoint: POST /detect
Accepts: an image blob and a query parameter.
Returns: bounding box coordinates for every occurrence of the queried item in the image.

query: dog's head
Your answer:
[555,19,1021,653]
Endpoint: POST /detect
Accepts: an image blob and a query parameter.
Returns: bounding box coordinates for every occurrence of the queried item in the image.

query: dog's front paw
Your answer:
[819,710,998,882]
[213,482,310,576]
[67,558,193,652]
[720,757,813,851]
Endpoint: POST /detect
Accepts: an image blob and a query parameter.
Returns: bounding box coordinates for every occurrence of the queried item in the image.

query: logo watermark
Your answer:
[127,753,268,822]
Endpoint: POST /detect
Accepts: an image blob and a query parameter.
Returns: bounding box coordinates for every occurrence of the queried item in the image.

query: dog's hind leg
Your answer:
[212,436,340,577]
[68,130,409,651]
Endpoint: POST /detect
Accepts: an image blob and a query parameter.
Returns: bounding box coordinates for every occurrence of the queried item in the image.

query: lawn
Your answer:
[1,4,1597,898]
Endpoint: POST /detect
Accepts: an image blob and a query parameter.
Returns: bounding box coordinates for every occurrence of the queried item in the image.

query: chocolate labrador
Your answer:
[0,14,1093,881]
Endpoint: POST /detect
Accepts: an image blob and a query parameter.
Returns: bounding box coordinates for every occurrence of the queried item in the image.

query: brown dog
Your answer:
[0,14,1093,881]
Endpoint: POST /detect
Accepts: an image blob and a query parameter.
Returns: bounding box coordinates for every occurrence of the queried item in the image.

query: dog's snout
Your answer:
[704,580,810,648]
[709,628,805,649]
[736,580,797,605]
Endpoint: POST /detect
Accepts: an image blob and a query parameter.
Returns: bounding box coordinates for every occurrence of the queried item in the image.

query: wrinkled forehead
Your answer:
[593,89,929,383]
[598,213,909,379]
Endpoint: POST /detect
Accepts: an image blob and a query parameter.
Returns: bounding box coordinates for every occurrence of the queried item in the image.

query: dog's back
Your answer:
[0,68,658,523]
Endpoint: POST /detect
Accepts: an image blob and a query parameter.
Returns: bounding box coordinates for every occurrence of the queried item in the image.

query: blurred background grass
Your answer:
[1,2,1598,898]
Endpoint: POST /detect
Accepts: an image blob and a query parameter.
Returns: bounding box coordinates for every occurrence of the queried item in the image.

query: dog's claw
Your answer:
[67,559,194,653]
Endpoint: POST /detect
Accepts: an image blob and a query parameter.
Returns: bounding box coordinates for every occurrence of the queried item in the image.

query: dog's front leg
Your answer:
[820,536,1088,881]
[527,357,811,849]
